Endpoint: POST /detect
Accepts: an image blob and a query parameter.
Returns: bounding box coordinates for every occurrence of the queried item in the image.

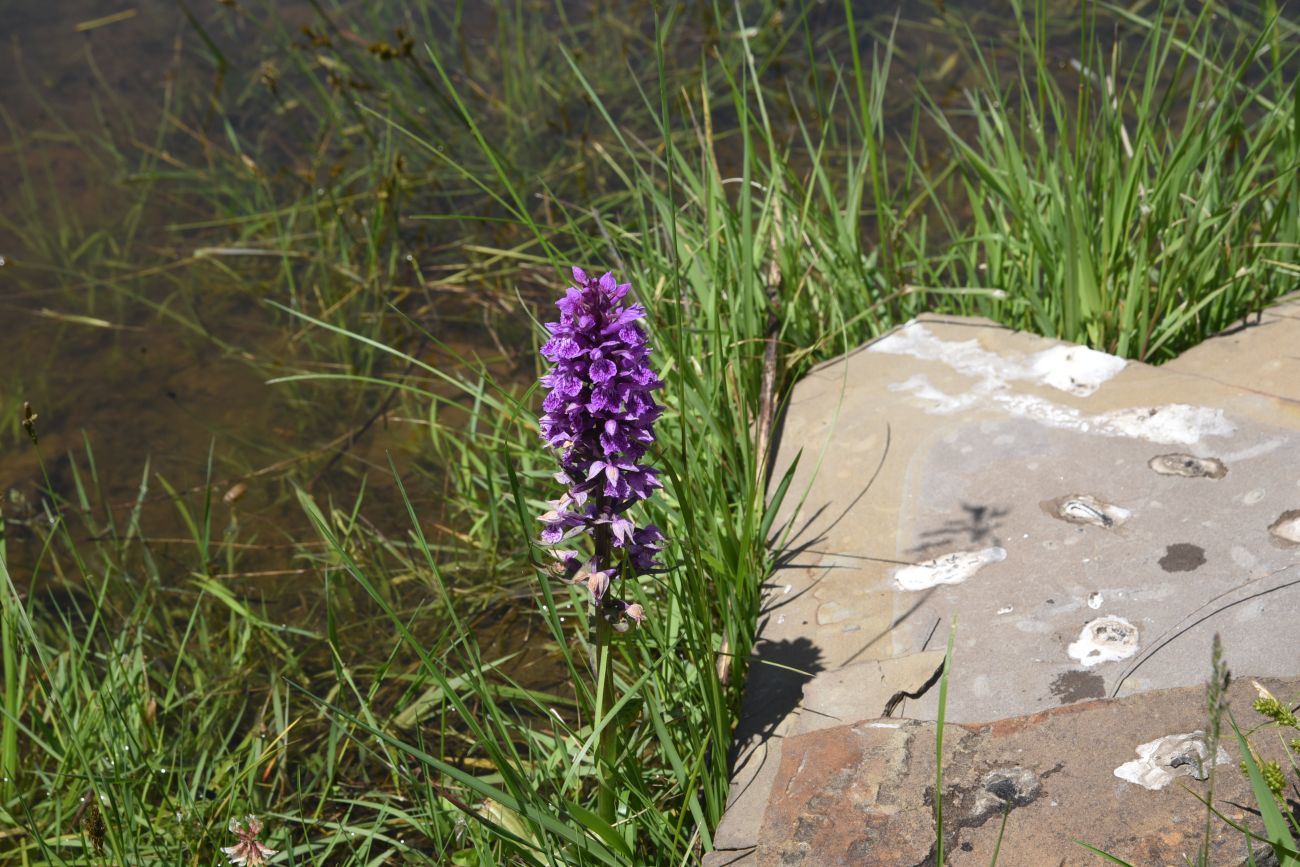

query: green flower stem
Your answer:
[594,610,617,825]
[591,518,618,825]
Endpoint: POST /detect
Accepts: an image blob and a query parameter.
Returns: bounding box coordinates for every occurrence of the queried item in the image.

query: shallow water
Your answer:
[1,0,895,585]
[0,0,511,585]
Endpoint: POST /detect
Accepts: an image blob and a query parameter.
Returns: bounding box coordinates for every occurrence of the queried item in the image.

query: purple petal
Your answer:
[610,515,634,544]
[589,359,617,384]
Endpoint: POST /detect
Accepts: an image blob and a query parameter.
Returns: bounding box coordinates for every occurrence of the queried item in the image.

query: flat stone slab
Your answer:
[762,678,1299,866]
[1164,294,1300,404]
[712,293,1300,863]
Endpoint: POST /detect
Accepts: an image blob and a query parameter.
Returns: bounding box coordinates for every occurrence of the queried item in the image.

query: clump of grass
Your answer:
[265,11,916,861]
[0,430,512,863]
[910,0,1300,362]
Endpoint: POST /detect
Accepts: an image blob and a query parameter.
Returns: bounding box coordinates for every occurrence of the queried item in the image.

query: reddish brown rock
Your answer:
[758,679,1299,866]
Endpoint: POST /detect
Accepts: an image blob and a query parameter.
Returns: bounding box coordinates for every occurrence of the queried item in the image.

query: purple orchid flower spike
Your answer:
[538,268,665,626]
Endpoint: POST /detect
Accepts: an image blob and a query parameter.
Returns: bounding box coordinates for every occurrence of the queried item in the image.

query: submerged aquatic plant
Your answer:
[538,266,665,628]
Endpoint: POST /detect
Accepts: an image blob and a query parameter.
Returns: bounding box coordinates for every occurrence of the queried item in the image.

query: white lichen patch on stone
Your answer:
[1096,405,1234,445]
[871,323,1020,384]
[1029,345,1128,396]
[1114,732,1229,790]
[893,546,1007,591]
[871,322,1126,396]
[1068,616,1139,667]
[886,374,979,414]
[872,323,1232,444]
